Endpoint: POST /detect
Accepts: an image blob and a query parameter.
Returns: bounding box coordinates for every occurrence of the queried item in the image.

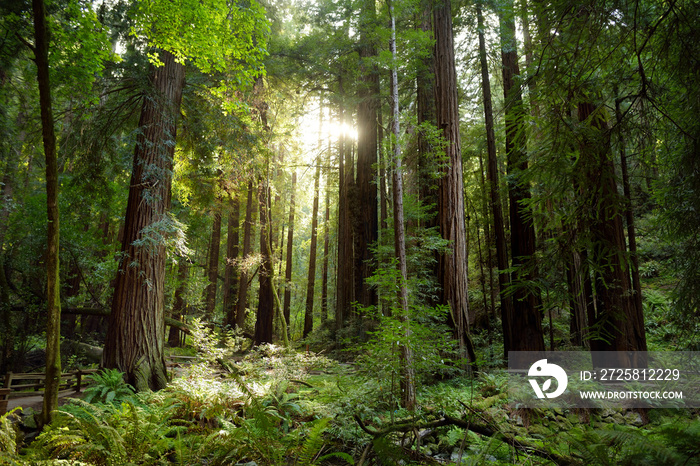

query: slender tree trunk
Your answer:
[304,162,320,337]
[477,2,513,353]
[169,258,189,347]
[104,49,185,391]
[500,0,545,353]
[433,0,474,365]
[32,0,61,425]
[283,173,297,333]
[321,182,330,327]
[223,196,240,327]
[477,150,496,320]
[389,2,415,408]
[204,208,222,320]
[336,96,354,330]
[417,0,437,220]
[236,182,255,329]
[254,178,274,345]
[355,0,380,312]
[616,97,645,348]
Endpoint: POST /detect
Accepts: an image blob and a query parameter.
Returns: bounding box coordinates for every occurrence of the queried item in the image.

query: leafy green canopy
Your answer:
[131,0,269,78]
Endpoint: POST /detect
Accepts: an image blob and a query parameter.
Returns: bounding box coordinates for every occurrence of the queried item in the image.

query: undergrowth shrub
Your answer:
[82,368,135,404]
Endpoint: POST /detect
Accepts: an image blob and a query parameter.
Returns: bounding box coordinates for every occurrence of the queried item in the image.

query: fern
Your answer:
[0,407,21,456]
[296,417,331,465]
[82,368,135,404]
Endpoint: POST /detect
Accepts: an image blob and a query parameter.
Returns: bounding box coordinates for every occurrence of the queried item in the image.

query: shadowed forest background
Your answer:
[0,0,699,463]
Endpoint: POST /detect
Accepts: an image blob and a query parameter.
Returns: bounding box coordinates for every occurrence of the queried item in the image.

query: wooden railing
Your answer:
[0,369,99,415]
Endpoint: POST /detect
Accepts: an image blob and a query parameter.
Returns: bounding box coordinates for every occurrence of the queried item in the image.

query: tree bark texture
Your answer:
[304,164,320,338]
[223,196,240,327]
[254,179,274,345]
[500,1,545,354]
[104,49,185,391]
[236,182,255,329]
[433,0,471,359]
[32,0,61,425]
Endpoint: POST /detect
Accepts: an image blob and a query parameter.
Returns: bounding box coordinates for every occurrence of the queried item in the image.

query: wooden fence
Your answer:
[0,369,98,415]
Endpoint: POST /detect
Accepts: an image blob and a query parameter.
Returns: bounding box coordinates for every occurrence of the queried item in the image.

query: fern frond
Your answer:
[296,417,331,465]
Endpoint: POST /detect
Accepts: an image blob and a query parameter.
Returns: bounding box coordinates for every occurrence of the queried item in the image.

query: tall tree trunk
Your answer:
[389,1,416,408]
[477,2,513,353]
[304,162,320,337]
[336,96,354,330]
[104,50,185,391]
[321,172,331,327]
[578,102,646,365]
[417,0,437,220]
[500,0,545,353]
[283,172,297,334]
[254,179,274,345]
[355,0,379,313]
[433,0,474,366]
[169,257,189,347]
[223,196,240,327]
[32,0,61,424]
[204,208,222,320]
[615,96,645,347]
[236,182,255,329]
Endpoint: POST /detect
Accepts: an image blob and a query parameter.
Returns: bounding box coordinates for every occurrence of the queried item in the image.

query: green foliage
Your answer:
[0,408,22,459]
[31,399,176,465]
[82,369,135,405]
[188,317,244,366]
[131,0,269,78]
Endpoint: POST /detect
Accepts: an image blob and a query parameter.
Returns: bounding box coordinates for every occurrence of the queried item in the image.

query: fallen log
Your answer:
[353,412,578,465]
[62,307,192,335]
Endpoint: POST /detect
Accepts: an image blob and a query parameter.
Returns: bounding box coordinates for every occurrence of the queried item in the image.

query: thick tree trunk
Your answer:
[254,179,274,345]
[32,0,61,425]
[304,163,320,338]
[500,1,545,353]
[204,208,222,319]
[578,102,646,365]
[433,0,473,364]
[283,173,297,333]
[104,49,185,391]
[477,2,513,349]
[236,182,255,329]
[223,196,240,327]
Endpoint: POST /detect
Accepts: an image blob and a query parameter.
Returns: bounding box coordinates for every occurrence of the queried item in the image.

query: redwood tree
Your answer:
[433,0,472,363]
[104,50,186,391]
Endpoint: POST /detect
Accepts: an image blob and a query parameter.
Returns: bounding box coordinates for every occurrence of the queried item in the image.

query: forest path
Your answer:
[7,388,85,414]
